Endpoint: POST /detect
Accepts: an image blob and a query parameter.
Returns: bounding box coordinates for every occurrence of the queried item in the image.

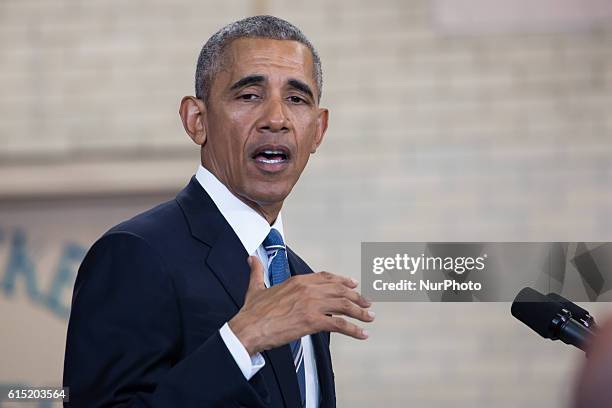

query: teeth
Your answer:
[257,158,285,164]
[263,150,284,155]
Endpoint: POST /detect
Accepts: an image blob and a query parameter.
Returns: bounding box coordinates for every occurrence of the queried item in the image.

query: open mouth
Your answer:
[251,145,291,164]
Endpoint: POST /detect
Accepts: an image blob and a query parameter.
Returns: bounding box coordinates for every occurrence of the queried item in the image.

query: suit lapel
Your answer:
[262,347,301,407]
[205,227,251,309]
[309,331,335,407]
[177,177,249,310]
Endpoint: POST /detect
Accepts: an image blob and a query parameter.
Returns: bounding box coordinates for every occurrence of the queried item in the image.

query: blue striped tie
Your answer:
[263,228,306,407]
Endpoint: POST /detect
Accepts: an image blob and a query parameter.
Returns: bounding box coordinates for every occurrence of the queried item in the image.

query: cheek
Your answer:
[296,122,319,155]
[211,112,251,161]
[292,108,318,135]
[226,106,251,123]
[294,139,315,170]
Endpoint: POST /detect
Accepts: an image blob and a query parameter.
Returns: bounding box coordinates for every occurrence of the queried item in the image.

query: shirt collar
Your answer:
[195,164,285,255]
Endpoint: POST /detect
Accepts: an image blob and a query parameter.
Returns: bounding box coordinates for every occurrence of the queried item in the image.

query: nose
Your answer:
[256,96,289,133]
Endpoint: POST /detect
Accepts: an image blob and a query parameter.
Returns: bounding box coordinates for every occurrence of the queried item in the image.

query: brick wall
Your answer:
[1,0,611,406]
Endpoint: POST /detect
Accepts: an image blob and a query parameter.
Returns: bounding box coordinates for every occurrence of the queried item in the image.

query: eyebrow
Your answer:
[229,75,265,91]
[229,75,315,101]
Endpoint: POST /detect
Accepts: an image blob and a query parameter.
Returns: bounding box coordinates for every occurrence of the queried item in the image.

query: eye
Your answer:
[287,95,306,104]
[238,93,260,101]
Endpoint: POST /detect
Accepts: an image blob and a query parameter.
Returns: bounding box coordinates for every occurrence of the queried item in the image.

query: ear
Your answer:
[179,96,207,146]
[311,108,329,153]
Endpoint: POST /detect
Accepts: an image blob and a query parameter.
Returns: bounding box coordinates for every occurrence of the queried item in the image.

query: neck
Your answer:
[202,161,282,225]
[247,201,281,225]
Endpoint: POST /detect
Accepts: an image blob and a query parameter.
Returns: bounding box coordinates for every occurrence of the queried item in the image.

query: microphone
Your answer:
[546,292,598,330]
[511,287,595,352]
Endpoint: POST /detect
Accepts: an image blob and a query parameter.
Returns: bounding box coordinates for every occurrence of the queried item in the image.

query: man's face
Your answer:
[201,37,328,213]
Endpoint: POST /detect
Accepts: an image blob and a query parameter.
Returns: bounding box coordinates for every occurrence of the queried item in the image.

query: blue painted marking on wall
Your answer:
[1,228,86,320]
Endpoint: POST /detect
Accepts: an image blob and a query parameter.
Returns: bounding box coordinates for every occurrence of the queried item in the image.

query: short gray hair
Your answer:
[195,15,323,103]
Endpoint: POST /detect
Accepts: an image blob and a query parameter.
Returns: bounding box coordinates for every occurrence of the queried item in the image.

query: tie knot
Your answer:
[263,228,285,250]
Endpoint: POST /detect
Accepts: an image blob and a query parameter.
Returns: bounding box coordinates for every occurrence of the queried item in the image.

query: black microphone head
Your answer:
[546,292,589,317]
[547,292,597,329]
[511,287,564,339]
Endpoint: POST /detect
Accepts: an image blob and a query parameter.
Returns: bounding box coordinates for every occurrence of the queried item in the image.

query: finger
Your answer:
[247,256,265,290]
[318,283,371,308]
[310,271,359,289]
[322,298,375,323]
[324,316,369,340]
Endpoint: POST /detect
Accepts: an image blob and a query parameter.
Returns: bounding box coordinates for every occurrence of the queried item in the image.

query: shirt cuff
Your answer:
[219,322,265,380]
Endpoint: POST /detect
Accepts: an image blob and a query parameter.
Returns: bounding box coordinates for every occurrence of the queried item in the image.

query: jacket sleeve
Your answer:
[63,232,269,408]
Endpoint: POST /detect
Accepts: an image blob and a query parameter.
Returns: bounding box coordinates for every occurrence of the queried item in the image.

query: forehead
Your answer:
[219,37,316,86]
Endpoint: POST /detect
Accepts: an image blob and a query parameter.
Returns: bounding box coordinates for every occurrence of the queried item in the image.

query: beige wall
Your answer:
[1,0,611,406]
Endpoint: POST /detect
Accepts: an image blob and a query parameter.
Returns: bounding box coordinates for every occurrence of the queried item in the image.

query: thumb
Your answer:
[246,255,265,291]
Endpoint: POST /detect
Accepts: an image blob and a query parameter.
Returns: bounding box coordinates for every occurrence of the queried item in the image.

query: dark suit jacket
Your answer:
[63,177,336,407]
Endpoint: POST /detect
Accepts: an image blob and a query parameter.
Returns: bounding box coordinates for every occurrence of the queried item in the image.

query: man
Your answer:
[63,15,374,407]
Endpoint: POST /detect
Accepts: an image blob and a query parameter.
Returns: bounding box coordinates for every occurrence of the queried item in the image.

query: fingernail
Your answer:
[362,329,369,338]
[364,296,372,304]
[350,278,359,286]
[246,257,252,266]
[367,310,376,318]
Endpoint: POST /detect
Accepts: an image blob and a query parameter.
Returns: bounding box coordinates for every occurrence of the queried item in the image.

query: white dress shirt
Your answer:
[195,165,320,407]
